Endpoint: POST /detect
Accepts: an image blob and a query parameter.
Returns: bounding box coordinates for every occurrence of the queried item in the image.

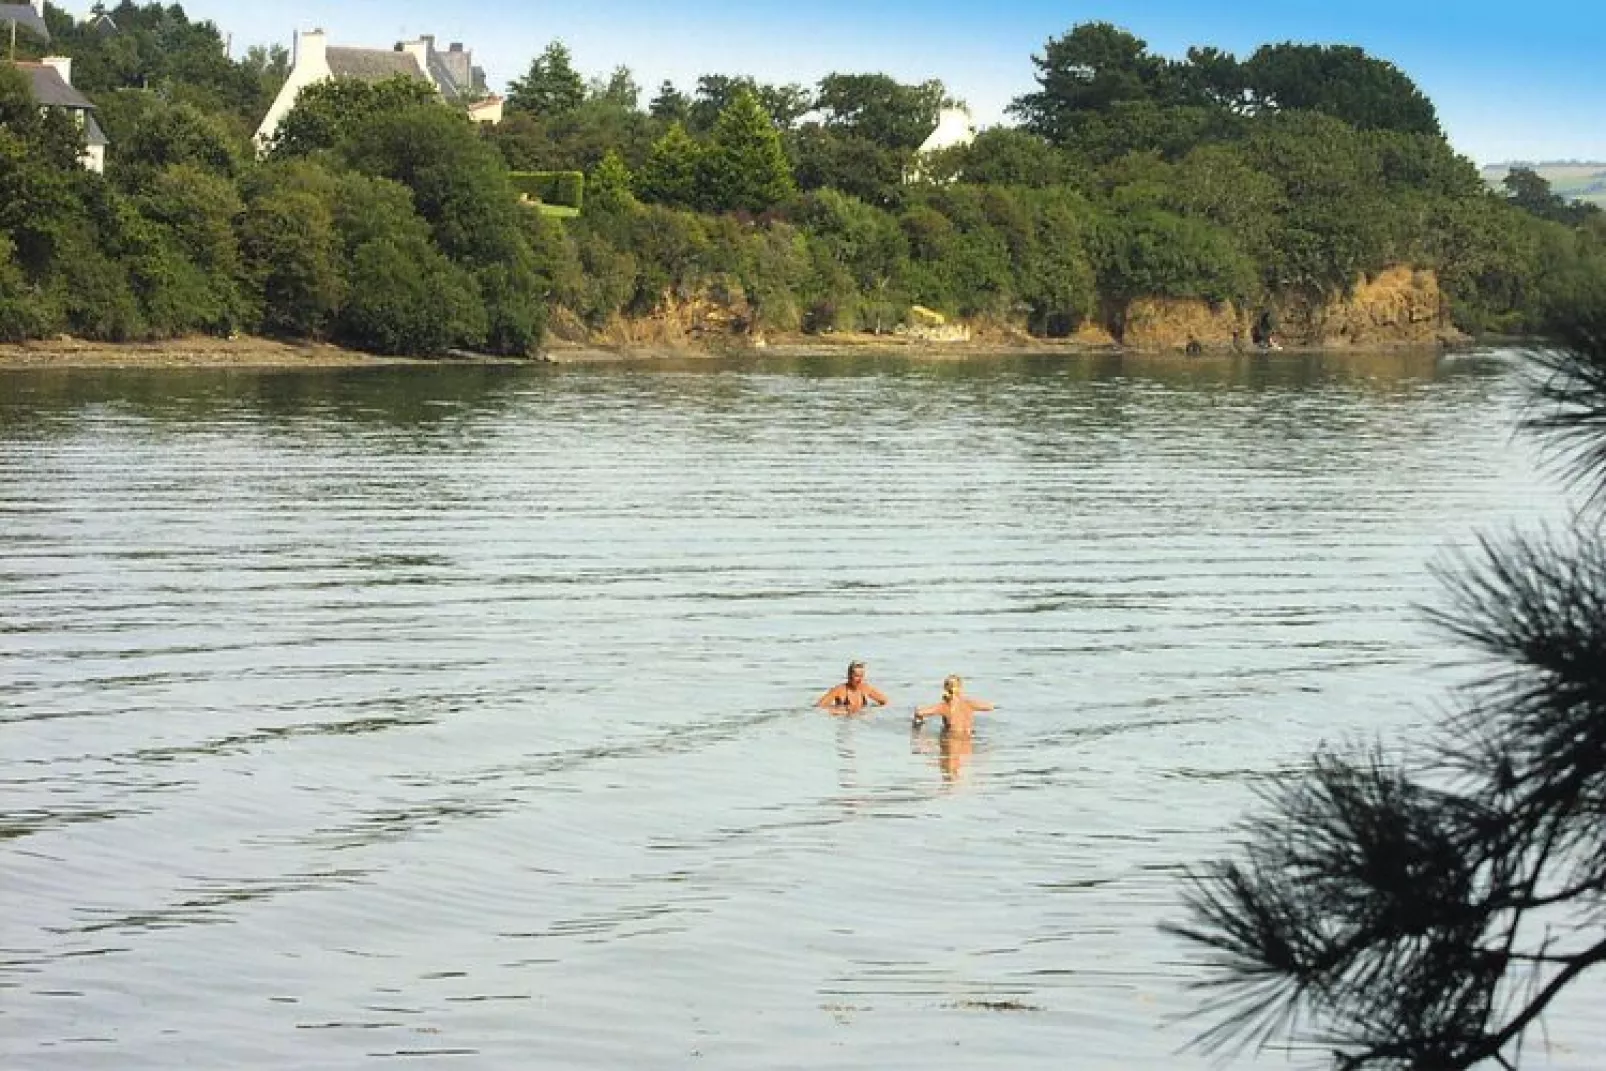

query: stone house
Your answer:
[13,56,109,172]
[254,28,503,151]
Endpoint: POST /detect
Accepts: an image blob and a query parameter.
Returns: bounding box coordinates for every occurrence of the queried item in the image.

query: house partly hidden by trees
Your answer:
[253,28,503,152]
[0,0,48,49]
[12,56,107,171]
[905,104,974,182]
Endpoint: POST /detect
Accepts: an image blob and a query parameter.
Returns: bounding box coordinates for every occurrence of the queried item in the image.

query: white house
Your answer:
[905,106,976,183]
[917,106,976,155]
[15,57,109,173]
[253,28,501,151]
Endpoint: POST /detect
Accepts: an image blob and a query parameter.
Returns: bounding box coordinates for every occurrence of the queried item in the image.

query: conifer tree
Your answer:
[697,90,795,214]
[507,41,585,117]
[637,122,703,209]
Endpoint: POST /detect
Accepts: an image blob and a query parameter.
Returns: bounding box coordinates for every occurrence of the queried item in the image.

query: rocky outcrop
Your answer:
[1280,265,1458,347]
[1109,266,1463,352]
[1120,297,1244,351]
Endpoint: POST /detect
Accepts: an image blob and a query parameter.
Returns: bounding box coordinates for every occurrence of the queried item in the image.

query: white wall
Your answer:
[253,29,332,152]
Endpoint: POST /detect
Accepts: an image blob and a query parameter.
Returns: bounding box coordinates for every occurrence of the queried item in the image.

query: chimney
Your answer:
[401,37,431,77]
[296,27,327,69]
[41,55,72,86]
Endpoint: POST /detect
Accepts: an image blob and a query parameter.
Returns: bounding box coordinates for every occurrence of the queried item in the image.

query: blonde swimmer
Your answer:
[911,675,995,736]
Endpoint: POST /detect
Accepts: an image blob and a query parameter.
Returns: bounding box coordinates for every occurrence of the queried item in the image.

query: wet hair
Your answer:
[848,661,866,676]
[942,675,963,702]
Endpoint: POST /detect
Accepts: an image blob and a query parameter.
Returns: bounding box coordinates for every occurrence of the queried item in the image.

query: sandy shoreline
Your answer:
[0,332,1468,370]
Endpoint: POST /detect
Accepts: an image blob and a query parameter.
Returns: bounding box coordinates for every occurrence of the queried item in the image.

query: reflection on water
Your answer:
[3,347,1599,1069]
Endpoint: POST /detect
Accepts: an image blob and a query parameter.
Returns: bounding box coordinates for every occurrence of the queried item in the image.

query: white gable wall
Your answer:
[917,107,976,155]
[253,29,332,152]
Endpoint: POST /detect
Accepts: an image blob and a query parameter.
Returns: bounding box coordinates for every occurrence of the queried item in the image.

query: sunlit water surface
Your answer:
[2,350,1600,1069]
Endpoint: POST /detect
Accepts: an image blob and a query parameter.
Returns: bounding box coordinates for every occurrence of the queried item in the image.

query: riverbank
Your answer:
[0,330,1474,371]
[0,336,529,370]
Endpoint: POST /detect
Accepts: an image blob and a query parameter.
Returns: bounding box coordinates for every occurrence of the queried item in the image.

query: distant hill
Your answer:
[1481,162,1606,207]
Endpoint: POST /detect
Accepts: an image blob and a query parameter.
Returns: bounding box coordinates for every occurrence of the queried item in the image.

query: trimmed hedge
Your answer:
[509,171,585,211]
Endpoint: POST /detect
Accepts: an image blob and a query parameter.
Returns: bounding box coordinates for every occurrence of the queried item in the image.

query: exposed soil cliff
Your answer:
[1111,266,1466,352]
[547,265,1467,358]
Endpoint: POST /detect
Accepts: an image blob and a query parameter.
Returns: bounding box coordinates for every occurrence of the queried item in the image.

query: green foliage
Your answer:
[509,170,584,210]
[814,73,950,150]
[0,234,49,340]
[97,93,245,189]
[235,160,342,336]
[920,127,1079,188]
[1503,166,1603,227]
[689,75,813,133]
[637,122,702,209]
[587,149,635,213]
[1009,22,1175,144]
[648,80,690,123]
[132,163,247,331]
[507,41,585,118]
[699,90,796,214]
[267,76,439,158]
[1241,42,1440,135]
[1089,205,1256,303]
[485,100,659,174]
[588,66,640,109]
[788,125,908,207]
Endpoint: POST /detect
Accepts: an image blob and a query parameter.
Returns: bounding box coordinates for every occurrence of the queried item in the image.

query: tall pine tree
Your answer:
[697,90,795,214]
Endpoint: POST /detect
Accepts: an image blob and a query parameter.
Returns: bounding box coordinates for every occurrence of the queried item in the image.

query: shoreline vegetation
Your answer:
[2,7,1602,366]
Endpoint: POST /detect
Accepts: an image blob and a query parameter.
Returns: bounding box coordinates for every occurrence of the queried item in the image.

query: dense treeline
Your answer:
[2,4,1603,355]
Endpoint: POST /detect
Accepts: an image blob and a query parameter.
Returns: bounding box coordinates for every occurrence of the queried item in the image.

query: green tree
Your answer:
[813,73,951,150]
[637,122,703,209]
[787,124,909,207]
[588,65,640,109]
[587,148,636,213]
[327,171,486,355]
[0,233,49,340]
[919,127,1080,188]
[267,75,439,158]
[96,94,245,189]
[689,75,812,132]
[1502,166,1600,227]
[1241,42,1440,135]
[648,80,689,123]
[698,90,796,214]
[507,41,585,118]
[1009,22,1173,144]
[133,163,247,332]
[237,162,344,336]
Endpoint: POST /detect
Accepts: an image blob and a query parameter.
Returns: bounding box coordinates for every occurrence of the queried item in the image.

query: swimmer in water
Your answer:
[816,660,889,714]
[911,674,994,736]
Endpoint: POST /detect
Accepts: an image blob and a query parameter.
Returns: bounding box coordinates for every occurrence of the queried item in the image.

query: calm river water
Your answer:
[2,349,1600,1069]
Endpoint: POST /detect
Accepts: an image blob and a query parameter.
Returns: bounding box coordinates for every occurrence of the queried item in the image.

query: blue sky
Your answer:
[163,0,1604,165]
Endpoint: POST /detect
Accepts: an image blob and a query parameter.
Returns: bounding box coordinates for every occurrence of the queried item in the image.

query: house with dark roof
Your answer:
[253,28,503,151]
[13,56,109,172]
[0,0,48,45]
